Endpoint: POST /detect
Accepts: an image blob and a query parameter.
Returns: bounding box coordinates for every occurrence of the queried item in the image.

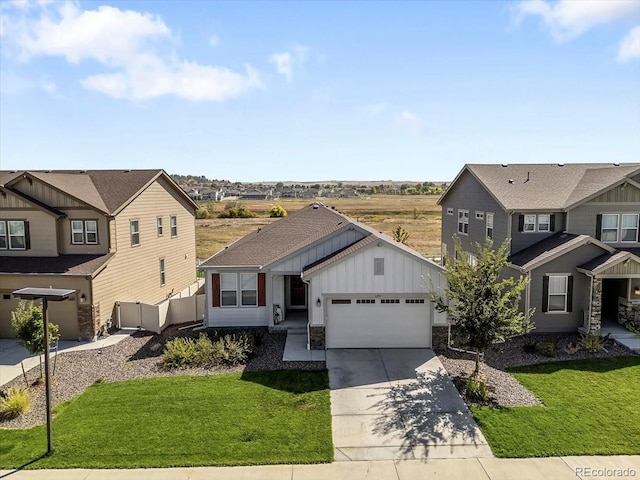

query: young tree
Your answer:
[11,300,60,379]
[391,225,410,244]
[269,205,288,217]
[432,237,533,375]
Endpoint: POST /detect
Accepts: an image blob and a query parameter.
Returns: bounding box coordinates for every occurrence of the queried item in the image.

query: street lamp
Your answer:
[12,287,75,455]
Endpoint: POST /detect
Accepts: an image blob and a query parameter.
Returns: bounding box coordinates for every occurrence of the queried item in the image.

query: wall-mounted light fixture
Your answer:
[80,293,87,303]
[634,285,640,296]
[316,297,322,307]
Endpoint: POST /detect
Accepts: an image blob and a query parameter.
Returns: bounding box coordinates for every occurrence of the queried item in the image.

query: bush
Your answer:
[162,334,214,369]
[465,377,489,402]
[522,337,537,354]
[0,387,31,418]
[196,207,215,219]
[580,333,605,353]
[539,338,559,357]
[218,202,256,218]
[269,205,287,218]
[624,319,640,334]
[212,332,255,366]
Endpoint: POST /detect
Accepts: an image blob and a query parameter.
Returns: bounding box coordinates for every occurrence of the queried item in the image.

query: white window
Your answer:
[475,211,484,220]
[130,220,140,246]
[157,217,163,236]
[374,258,384,275]
[220,273,238,307]
[159,259,166,286]
[537,214,551,232]
[85,220,97,244]
[170,216,178,237]
[524,215,536,232]
[457,210,469,235]
[240,273,257,306]
[548,275,568,312]
[446,208,454,216]
[466,252,476,266]
[71,220,84,244]
[621,214,639,242]
[601,214,619,243]
[7,221,26,250]
[0,221,6,249]
[486,213,494,240]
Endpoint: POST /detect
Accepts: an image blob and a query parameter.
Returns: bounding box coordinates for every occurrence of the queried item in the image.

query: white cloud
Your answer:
[397,111,423,132]
[269,52,293,81]
[269,44,309,82]
[208,35,219,47]
[512,0,640,42]
[0,1,262,101]
[618,25,640,62]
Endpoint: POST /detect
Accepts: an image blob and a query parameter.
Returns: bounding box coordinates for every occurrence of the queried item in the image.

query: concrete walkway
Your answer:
[327,349,492,461]
[0,331,131,387]
[1,456,638,479]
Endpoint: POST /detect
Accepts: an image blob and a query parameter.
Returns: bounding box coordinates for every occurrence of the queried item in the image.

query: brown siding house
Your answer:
[0,169,197,340]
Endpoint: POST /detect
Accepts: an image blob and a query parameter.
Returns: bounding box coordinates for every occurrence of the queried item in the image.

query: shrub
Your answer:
[391,225,410,244]
[218,202,256,219]
[539,338,559,357]
[196,207,215,219]
[194,334,215,364]
[522,337,537,354]
[465,377,489,402]
[163,334,216,368]
[0,387,31,418]
[580,333,605,353]
[624,319,640,335]
[212,332,255,366]
[269,205,287,218]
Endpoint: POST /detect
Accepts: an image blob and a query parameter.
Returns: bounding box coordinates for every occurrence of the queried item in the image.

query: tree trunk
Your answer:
[474,351,481,376]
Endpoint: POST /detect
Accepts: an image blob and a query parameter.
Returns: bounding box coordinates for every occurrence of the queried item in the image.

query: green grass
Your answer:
[472,356,640,457]
[0,370,333,469]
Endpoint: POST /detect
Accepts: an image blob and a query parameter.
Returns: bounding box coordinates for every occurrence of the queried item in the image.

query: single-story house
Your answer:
[199,203,447,349]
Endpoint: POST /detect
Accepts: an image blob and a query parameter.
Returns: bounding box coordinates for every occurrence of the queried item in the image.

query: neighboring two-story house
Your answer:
[0,170,198,340]
[438,163,640,334]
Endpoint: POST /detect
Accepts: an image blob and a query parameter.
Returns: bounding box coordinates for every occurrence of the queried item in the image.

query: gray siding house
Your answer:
[438,163,640,334]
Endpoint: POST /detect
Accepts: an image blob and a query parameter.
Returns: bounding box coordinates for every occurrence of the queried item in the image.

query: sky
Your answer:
[0,0,639,182]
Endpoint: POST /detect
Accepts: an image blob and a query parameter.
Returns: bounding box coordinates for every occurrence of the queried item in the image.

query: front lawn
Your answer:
[472,356,640,457]
[0,370,333,469]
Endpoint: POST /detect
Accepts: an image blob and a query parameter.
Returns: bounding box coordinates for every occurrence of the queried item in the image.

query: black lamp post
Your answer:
[12,287,75,455]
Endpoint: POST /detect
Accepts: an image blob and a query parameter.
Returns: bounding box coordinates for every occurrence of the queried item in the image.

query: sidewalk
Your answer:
[1,456,639,480]
[0,331,131,387]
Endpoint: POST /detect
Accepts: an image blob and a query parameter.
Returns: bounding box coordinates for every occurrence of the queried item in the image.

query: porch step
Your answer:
[614,337,640,353]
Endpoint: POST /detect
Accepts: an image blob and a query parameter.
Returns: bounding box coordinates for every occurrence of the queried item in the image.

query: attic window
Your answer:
[374,258,384,276]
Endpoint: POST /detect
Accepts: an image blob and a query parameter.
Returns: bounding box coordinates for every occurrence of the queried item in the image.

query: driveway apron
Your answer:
[326,348,493,461]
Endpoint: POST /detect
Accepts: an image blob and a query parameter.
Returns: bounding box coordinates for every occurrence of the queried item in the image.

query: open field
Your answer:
[0,371,332,469]
[197,195,442,261]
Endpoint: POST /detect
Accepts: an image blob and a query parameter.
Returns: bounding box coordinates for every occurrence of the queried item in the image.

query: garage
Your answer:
[325,296,431,348]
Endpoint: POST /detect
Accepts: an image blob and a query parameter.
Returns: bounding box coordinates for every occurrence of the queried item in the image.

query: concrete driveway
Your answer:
[327,349,492,461]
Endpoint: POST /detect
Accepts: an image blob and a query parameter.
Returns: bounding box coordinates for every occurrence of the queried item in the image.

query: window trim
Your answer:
[0,221,6,250]
[620,213,639,243]
[130,219,140,247]
[220,273,238,307]
[71,219,99,245]
[600,213,619,243]
[157,217,164,237]
[537,214,551,233]
[170,215,178,238]
[219,273,258,308]
[159,258,166,286]
[547,275,568,313]
[457,209,469,235]
[7,220,27,250]
[523,214,536,232]
[240,273,258,307]
[85,220,98,244]
[486,212,494,240]
[71,220,84,244]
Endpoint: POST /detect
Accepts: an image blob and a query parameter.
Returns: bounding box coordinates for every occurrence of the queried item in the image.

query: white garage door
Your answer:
[326,297,430,348]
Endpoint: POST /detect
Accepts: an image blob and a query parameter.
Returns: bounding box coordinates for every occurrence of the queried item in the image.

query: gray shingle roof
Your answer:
[0,254,114,276]
[1,169,196,214]
[577,250,640,274]
[508,233,600,271]
[302,235,378,276]
[442,163,640,211]
[200,203,355,268]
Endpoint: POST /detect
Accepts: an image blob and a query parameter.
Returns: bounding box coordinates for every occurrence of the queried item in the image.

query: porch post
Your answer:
[589,277,602,334]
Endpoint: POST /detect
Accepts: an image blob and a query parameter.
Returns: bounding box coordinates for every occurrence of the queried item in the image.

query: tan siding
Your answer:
[0,275,89,340]
[587,184,640,203]
[0,210,58,256]
[58,213,109,255]
[0,190,32,209]
[12,178,85,208]
[92,179,196,323]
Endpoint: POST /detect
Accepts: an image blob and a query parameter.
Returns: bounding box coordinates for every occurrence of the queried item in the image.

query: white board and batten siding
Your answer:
[307,241,447,349]
[269,229,366,273]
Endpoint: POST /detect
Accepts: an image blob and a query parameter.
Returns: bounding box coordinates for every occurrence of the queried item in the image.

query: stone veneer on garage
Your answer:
[78,304,100,341]
[309,326,325,350]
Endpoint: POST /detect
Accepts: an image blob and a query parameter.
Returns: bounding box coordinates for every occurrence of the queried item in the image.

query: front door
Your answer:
[290,276,307,307]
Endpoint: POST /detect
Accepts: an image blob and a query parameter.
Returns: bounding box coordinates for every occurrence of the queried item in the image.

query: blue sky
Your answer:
[1,0,639,182]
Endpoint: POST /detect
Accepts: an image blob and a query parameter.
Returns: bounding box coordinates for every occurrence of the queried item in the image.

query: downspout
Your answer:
[301,274,311,350]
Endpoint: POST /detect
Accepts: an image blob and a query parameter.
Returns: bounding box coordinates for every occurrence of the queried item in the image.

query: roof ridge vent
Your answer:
[501,164,508,167]
[613,163,620,167]
[508,179,514,184]
[557,163,564,167]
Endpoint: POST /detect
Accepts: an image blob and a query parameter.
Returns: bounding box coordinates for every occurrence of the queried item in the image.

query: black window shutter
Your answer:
[550,214,556,232]
[542,276,549,313]
[24,221,31,250]
[518,215,524,232]
[595,214,602,240]
[567,276,573,313]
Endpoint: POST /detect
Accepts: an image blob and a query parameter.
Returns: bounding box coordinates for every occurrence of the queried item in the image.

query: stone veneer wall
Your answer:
[432,325,449,350]
[309,326,325,350]
[589,278,602,333]
[78,304,100,340]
